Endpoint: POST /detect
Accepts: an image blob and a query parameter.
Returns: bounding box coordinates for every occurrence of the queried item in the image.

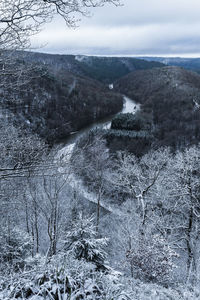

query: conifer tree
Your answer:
[64,213,108,270]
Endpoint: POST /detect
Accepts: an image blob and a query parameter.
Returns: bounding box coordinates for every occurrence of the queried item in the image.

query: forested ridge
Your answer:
[115,66,200,151]
[0,52,164,144]
[138,56,200,75]
[1,62,124,143]
[16,51,165,83]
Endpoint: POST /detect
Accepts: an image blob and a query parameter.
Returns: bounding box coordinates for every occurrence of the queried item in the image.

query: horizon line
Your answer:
[31,50,200,59]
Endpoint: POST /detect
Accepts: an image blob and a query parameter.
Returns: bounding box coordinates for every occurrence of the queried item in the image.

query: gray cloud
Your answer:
[32,0,200,57]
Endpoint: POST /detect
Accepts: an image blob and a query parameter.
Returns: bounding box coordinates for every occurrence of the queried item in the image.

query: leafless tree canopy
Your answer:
[0,0,121,50]
[0,0,121,101]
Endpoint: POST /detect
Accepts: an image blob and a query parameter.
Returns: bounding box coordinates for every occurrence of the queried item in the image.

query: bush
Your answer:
[0,227,32,272]
[126,234,177,285]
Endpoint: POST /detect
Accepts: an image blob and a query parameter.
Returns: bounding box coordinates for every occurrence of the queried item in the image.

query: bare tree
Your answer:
[85,134,110,231]
[74,131,111,231]
[37,151,75,256]
[165,146,200,283]
[0,0,121,39]
[140,145,200,284]
[0,115,47,180]
[0,0,121,54]
[110,148,170,227]
[0,0,121,99]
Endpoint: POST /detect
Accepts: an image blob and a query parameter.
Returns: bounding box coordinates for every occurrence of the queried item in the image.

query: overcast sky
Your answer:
[32,0,200,57]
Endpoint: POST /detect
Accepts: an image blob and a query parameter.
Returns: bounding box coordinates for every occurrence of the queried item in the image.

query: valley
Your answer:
[2,52,200,299]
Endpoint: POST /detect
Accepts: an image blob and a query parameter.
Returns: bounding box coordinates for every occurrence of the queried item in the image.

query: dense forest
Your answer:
[2,51,200,299]
[0,52,165,144]
[16,51,164,84]
[1,63,123,143]
[115,66,200,151]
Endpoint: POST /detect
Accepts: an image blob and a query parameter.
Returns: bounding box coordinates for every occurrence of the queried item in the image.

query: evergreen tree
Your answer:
[64,213,108,270]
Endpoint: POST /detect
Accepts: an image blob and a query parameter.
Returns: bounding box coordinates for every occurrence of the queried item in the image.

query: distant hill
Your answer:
[1,66,123,143]
[0,51,166,143]
[16,51,165,84]
[137,56,200,74]
[114,66,200,149]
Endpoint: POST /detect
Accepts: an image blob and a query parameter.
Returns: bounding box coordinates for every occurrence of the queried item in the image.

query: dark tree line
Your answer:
[1,64,123,143]
[115,66,200,151]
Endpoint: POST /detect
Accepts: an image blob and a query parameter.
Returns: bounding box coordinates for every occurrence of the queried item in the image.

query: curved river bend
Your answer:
[57,96,140,216]
[62,96,140,148]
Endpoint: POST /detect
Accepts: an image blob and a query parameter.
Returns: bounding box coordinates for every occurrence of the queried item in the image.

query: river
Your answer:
[62,96,140,148]
[56,95,140,215]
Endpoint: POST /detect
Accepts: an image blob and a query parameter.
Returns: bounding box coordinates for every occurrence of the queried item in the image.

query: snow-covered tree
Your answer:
[0,227,32,273]
[0,0,121,100]
[110,148,170,226]
[161,145,200,283]
[74,130,111,231]
[126,233,177,285]
[63,212,108,270]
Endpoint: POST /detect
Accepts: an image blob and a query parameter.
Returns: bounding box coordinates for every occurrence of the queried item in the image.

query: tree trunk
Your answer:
[33,200,39,254]
[96,191,101,232]
[24,196,30,234]
[186,208,195,283]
